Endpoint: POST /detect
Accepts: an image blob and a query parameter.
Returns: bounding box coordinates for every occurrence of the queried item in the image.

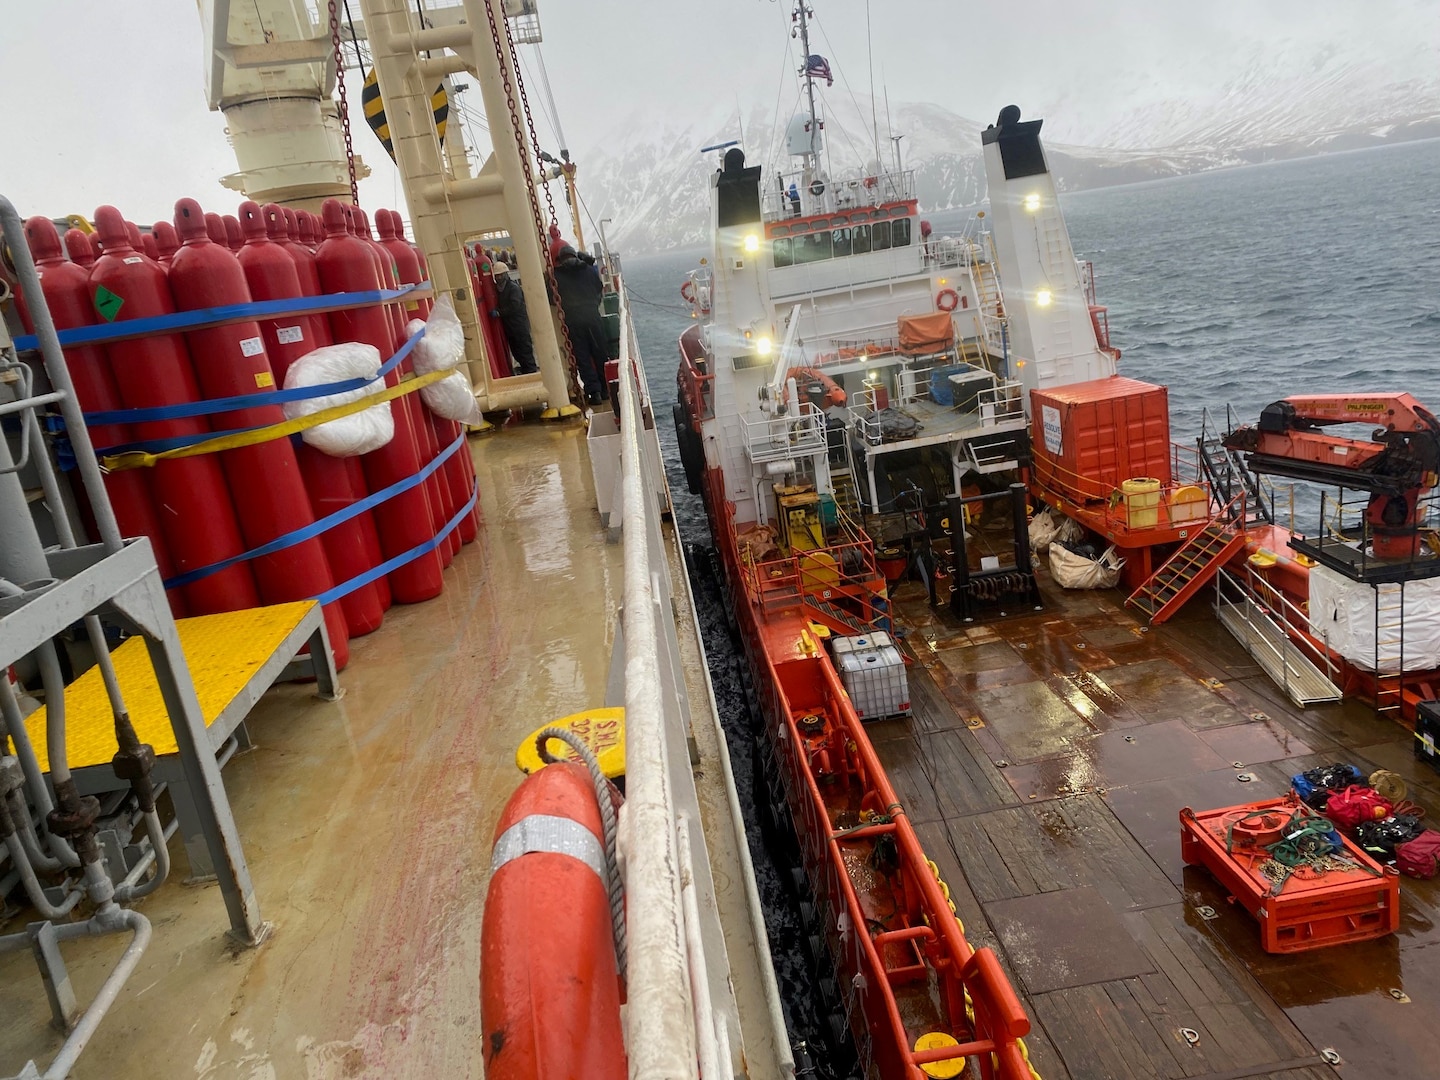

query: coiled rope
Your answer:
[535,727,627,975]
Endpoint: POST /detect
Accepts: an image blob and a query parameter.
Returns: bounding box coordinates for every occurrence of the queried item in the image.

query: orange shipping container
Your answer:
[1031,376,1171,504]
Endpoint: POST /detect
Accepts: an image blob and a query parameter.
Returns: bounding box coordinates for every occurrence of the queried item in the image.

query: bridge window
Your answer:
[852,223,871,254]
[872,220,891,251]
[795,231,833,264]
[892,218,912,247]
[773,237,794,268]
[832,227,852,258]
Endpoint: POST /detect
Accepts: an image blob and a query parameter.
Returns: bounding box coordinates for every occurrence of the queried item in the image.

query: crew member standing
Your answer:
[492,263,537,375]
[553,244,607,404]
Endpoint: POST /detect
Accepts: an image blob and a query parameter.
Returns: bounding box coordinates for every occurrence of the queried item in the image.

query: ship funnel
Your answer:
[981,106,1115,396]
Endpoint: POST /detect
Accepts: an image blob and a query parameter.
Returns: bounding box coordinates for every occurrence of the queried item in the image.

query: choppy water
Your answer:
[623,139,1440,1064]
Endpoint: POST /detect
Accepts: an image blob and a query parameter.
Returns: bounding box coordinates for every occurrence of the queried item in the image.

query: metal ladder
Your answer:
[1198,406,1273,526]
[1127,492,1251,624]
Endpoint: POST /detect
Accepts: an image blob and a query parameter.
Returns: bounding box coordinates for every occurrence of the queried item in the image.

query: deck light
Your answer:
[1036,288,1053,307]
[1024,193,1041,212]
[743,234,760,253]
[756,336,773,356]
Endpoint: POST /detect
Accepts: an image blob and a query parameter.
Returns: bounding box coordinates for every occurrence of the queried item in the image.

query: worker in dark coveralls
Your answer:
[552,244,607,404]
[490,263,537,374]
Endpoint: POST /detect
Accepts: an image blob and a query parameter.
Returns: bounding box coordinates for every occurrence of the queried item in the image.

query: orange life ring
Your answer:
[480,762,627,1080]
[679,280,696,304]
[936,288,960,312]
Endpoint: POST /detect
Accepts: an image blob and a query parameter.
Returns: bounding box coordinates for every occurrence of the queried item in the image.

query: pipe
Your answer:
[676,815,721,1080]
[9,791,62,872]
[2,833,80,920]
[0,675,78,868]
[113,809,170,902]
[36,644,70,787]
[42,909,151,1080]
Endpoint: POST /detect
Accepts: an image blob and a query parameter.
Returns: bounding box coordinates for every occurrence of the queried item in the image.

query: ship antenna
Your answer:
[796,2,819,166]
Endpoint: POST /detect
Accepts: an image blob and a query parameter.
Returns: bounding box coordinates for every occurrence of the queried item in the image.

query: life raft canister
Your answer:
[480,761,627,1080]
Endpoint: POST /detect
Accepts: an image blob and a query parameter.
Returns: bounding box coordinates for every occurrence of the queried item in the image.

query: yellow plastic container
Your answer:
[1122,477,1162,529]
[1169,484,1208,525]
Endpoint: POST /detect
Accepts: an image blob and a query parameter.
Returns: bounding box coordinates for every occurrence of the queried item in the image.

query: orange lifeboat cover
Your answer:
[480,762,626,1080]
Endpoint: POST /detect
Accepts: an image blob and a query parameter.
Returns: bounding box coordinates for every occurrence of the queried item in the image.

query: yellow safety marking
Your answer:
[254,371,275,388]
[23,602,316,773]
[914,1032,964,1079]
[515,707,626,779]
[100,368,450,472]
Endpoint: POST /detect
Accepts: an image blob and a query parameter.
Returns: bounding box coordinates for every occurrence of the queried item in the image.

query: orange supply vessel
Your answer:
[480,761,626,1080]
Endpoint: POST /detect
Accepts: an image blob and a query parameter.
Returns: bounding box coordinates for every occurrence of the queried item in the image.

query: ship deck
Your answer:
[0,421,784,1079]
[872,572,1440,1080]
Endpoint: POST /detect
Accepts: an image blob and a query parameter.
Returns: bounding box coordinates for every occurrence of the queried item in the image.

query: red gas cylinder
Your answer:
[375,209,431,318]
[237,202,386,638]
[265,203,391,613]
[480,762,627,1080]
[124,221,145,253]
[222,215,245,254]
[203,212,228,247]
[151,221,179,265]
[63,229,95,269]
[21,217,179,606]
[390,213,431,285]
[170,198,350,669]
[139,232,160,261]
[316,199,443,603]
[380,209,478,546]
[88,205,260,615]
[355,207,456,564]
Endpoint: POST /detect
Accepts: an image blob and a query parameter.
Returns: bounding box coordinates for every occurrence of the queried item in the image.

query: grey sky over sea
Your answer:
[0,0,1435,223]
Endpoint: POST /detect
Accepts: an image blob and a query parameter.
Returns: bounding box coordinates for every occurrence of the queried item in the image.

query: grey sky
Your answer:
[0,0,1434,225]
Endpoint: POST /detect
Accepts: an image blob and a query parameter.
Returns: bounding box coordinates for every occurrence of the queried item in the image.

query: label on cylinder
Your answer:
[254,371,275,388]
[276,325,305,345]
[239,336,265,357]
[123,256,144,265]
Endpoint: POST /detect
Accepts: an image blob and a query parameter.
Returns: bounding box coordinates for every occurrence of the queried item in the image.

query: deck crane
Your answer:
[1224,393,1440,558]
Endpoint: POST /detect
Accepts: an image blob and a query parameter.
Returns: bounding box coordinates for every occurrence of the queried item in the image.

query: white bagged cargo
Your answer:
[407,301,481,425]
[1049,543,1124,589]
[281,341,393,457]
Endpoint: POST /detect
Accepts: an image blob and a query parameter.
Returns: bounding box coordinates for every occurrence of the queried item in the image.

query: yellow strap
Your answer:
[100,369,453,472]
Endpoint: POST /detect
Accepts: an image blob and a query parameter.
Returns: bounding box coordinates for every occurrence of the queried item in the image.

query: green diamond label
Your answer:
[94,285,124,322]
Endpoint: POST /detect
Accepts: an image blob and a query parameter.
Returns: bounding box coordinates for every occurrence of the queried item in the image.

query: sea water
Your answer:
[622,138,1440,1061]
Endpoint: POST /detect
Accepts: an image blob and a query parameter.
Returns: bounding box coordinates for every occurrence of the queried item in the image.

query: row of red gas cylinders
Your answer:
[20,198,481,673]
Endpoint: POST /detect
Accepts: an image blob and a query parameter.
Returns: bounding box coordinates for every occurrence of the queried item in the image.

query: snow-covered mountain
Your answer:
[578,50,1440,253]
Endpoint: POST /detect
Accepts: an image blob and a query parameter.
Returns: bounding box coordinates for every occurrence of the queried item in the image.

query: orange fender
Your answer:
[480,762,626,1080]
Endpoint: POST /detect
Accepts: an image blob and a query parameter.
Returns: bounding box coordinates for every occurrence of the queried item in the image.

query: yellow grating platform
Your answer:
[23,601,316,773]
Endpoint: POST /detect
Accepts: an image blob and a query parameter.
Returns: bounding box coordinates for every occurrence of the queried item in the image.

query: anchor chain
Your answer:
[328,0,360,206]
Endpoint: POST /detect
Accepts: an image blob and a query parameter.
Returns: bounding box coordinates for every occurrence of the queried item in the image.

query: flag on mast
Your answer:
[803,54,834,87]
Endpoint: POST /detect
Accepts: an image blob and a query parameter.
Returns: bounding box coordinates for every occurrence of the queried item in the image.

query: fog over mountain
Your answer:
[579,28,1440,253]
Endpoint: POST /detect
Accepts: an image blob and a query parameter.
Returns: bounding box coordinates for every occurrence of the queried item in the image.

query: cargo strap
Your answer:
[10,285,431,353]
[491,814,606,880]
[85,325,425,426]
[98,366,453,472]
[162,431,466,590]
[314,479,476,605]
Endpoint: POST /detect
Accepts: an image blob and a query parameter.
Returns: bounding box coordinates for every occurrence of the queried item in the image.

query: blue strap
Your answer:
[83,325,425,427]
[163,431,464,590]
[314,480,477,605]
[12,284,432,352]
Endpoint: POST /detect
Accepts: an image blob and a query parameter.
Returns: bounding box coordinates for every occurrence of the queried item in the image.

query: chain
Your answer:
[329,0,360,205]
[481,0,581,403]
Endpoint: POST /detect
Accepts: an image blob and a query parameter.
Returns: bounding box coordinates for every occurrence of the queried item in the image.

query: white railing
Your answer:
[761,168,916,221]
[741,401,828,463]
[614,291,792,1079]
[978,379,1025,425]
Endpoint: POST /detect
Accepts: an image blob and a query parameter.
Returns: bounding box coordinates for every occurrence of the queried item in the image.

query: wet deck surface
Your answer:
[0,423,621,1078]
[873,574,1440,1080]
